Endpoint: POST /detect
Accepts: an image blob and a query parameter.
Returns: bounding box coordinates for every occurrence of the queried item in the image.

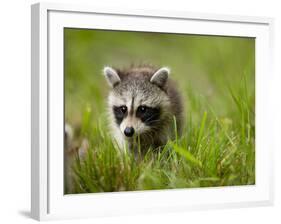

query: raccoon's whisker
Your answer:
[146,118,161,122]
[143,132,155,145]
[144,132,154,141]
[146,119,161,125]
[145,129,160,140]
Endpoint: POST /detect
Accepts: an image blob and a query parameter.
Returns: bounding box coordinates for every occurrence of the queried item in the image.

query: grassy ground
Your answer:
[64,28,255,194]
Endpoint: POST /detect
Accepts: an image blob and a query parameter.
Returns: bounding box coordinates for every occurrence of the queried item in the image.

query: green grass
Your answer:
[64,28,255,194]
[70,85,255,193]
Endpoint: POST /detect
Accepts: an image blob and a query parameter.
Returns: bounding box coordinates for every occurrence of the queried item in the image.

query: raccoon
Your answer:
[103,65,184,153]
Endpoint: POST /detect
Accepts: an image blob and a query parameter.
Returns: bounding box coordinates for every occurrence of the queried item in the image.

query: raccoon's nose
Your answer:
[124,127,135,137]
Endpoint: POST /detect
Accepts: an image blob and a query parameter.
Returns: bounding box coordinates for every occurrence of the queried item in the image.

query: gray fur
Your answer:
[104,64,184,154]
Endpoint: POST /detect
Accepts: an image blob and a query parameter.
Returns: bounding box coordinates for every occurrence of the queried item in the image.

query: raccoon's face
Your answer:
[103,66,171,139]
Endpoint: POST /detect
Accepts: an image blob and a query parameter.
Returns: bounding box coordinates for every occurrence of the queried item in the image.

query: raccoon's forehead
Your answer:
[108,81,169,107]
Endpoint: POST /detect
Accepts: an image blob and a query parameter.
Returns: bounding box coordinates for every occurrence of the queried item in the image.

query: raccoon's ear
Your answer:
[103,66,121,88]
[150,67,170,88]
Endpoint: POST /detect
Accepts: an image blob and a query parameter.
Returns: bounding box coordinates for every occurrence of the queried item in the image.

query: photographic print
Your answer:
[64,28,255,194]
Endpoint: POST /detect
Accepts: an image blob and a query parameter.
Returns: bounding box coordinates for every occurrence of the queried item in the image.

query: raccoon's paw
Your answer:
[78,138,89,158]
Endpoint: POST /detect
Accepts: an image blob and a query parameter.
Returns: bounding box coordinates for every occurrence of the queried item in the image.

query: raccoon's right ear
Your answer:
[103,66,121,88]
[150,67,170,88]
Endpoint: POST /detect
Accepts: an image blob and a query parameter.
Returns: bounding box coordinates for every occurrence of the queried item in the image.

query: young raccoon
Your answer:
[103,65,184,153]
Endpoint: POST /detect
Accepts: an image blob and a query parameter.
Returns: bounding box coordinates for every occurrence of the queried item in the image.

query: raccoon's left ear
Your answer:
[150,67,170,88]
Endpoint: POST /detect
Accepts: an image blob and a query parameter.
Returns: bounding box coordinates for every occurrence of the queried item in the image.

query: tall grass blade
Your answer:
[173,145,202,168]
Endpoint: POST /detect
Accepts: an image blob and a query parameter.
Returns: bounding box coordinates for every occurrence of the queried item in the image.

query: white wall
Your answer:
[0,0,279,223]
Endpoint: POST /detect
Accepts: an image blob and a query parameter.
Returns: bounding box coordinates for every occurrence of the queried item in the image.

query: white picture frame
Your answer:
[31,2,274,221]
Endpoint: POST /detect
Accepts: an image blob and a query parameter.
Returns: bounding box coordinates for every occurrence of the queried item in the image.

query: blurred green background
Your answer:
[64,28,255,127]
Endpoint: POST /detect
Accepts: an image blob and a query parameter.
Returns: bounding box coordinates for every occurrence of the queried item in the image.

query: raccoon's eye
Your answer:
[120,106,127,113]
[138,106,147,113]
[136,106,161,125]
